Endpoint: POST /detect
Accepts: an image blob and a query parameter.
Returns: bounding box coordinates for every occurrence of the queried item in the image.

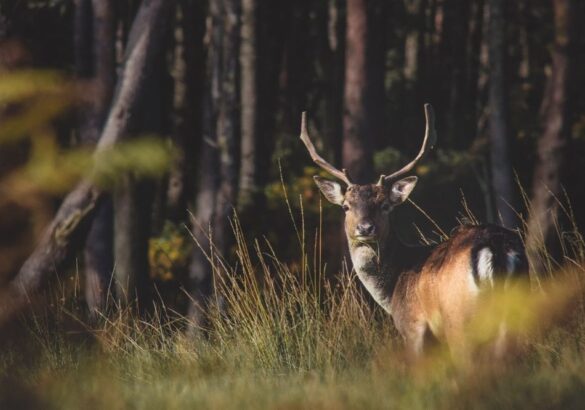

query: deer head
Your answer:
[300,104,437,244]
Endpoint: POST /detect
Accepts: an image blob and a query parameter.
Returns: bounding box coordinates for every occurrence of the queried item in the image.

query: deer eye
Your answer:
[342,204,350,212]
[381,203,391,212]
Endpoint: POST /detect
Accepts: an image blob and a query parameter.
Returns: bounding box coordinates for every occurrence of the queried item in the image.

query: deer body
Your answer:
[349,220,526,357]
[300,104,528,358]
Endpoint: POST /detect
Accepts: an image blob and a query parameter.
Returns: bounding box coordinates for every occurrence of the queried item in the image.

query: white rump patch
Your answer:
[477,248,494,287]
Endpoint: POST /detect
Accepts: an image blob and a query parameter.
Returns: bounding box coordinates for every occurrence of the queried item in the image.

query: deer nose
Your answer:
[356,222,376,237]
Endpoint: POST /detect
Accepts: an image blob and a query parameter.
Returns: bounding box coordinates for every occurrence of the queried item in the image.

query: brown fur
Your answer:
[315,179,528,359]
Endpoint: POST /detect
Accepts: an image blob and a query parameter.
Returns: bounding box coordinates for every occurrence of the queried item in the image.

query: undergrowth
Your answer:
[1,193,585,410]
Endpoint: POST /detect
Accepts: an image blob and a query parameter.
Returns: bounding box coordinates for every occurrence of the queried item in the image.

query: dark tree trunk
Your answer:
[365,0,387,151]
[165,0,206,225]
[91,0,116,136]
[165,5,188,223]
[440,0,471,147]
[238,0,257,209]
[0,0,174,327]
[526,0,574,274]
[113,1,169,308]
[74,0,116,318]
[74,0,93,81]
[255,0,285,189]
[465,0,484,140]
[488,0,518,229]
[84,200,113,315]
[114,176,154,307]
[343,0,372,183]
[325,0,344,166]
[188,0,240,331]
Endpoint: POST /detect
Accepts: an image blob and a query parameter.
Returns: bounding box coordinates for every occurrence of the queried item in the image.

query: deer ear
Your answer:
[389,176,418,205]
[313,176,345,205]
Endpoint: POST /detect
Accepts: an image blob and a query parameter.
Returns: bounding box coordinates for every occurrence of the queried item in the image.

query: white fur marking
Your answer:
[477,248,494,287]
[350,246,392,313]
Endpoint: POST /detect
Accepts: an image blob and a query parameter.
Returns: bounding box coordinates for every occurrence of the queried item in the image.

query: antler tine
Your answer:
[382,103,437,184]
[300,112,353,186]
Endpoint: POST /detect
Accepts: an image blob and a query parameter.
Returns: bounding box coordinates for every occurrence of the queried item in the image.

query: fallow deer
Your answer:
[300,104,528,359]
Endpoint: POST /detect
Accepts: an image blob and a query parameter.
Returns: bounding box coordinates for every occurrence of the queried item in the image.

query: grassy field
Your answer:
[2,205,585,410]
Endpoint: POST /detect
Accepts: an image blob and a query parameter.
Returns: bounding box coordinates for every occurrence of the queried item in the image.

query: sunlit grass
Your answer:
[2,70,585,408]
[2,194,585,409]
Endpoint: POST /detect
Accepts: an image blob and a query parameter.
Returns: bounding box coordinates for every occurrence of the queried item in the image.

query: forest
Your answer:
[0,0,585,408]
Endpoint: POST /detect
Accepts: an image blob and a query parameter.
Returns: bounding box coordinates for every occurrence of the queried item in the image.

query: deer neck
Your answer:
[347,229,404,314]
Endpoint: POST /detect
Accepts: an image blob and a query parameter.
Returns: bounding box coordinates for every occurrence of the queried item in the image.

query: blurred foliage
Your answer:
[148,221,192,282]
[0,70,72,144]
[0,69,173,203]
[0,69,172,281]
[265,166,328,215]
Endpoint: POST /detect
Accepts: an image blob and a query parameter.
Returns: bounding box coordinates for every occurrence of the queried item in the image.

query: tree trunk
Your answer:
[214,0,240,254]
[188,0,240,331]
[74,0,116,318]
[488,0,518,229]
[343,0,372,183]
[365,0,387,151]
[164,0,206,225]
[92,0,116,135]
[113,0,169,308]
[84,200,113,315]
[74,0,93,81]
[255,0,285,190]
[238,0,257,209]
[526,0,574,274]
[440,0,470,147]
[0,0,174,327]
[113,176,153,306]
[325,0,344,166]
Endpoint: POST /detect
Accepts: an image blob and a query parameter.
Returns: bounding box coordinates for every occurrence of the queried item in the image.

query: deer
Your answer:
[300,104,529,360]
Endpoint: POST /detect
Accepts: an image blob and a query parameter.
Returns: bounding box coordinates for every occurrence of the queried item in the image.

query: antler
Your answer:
[378,103,437,185]
[300,112,353,186]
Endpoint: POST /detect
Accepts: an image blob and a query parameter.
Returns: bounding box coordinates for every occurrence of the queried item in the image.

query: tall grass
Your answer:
[2,194,585,409]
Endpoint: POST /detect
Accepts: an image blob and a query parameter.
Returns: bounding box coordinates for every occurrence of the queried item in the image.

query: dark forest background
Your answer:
[0,0,584,326]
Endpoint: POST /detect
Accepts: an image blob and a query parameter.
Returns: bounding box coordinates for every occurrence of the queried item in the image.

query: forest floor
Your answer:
[2,272,585,408]
[2,212,585,409]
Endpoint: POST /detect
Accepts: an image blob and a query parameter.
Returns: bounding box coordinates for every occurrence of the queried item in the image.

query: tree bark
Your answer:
[325,0,344,166]
[238,0,257,209]
[0,0,174,326]
[112,0,170,308]
[74,0,116,318]
[188,0,240,330]
[526,0,574,273]
[488,0,518,229]
[343,0,372,183]
[440,0,471,147]
[113,176,154,306]
[84,200,114,315]
[74,0,93,81]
